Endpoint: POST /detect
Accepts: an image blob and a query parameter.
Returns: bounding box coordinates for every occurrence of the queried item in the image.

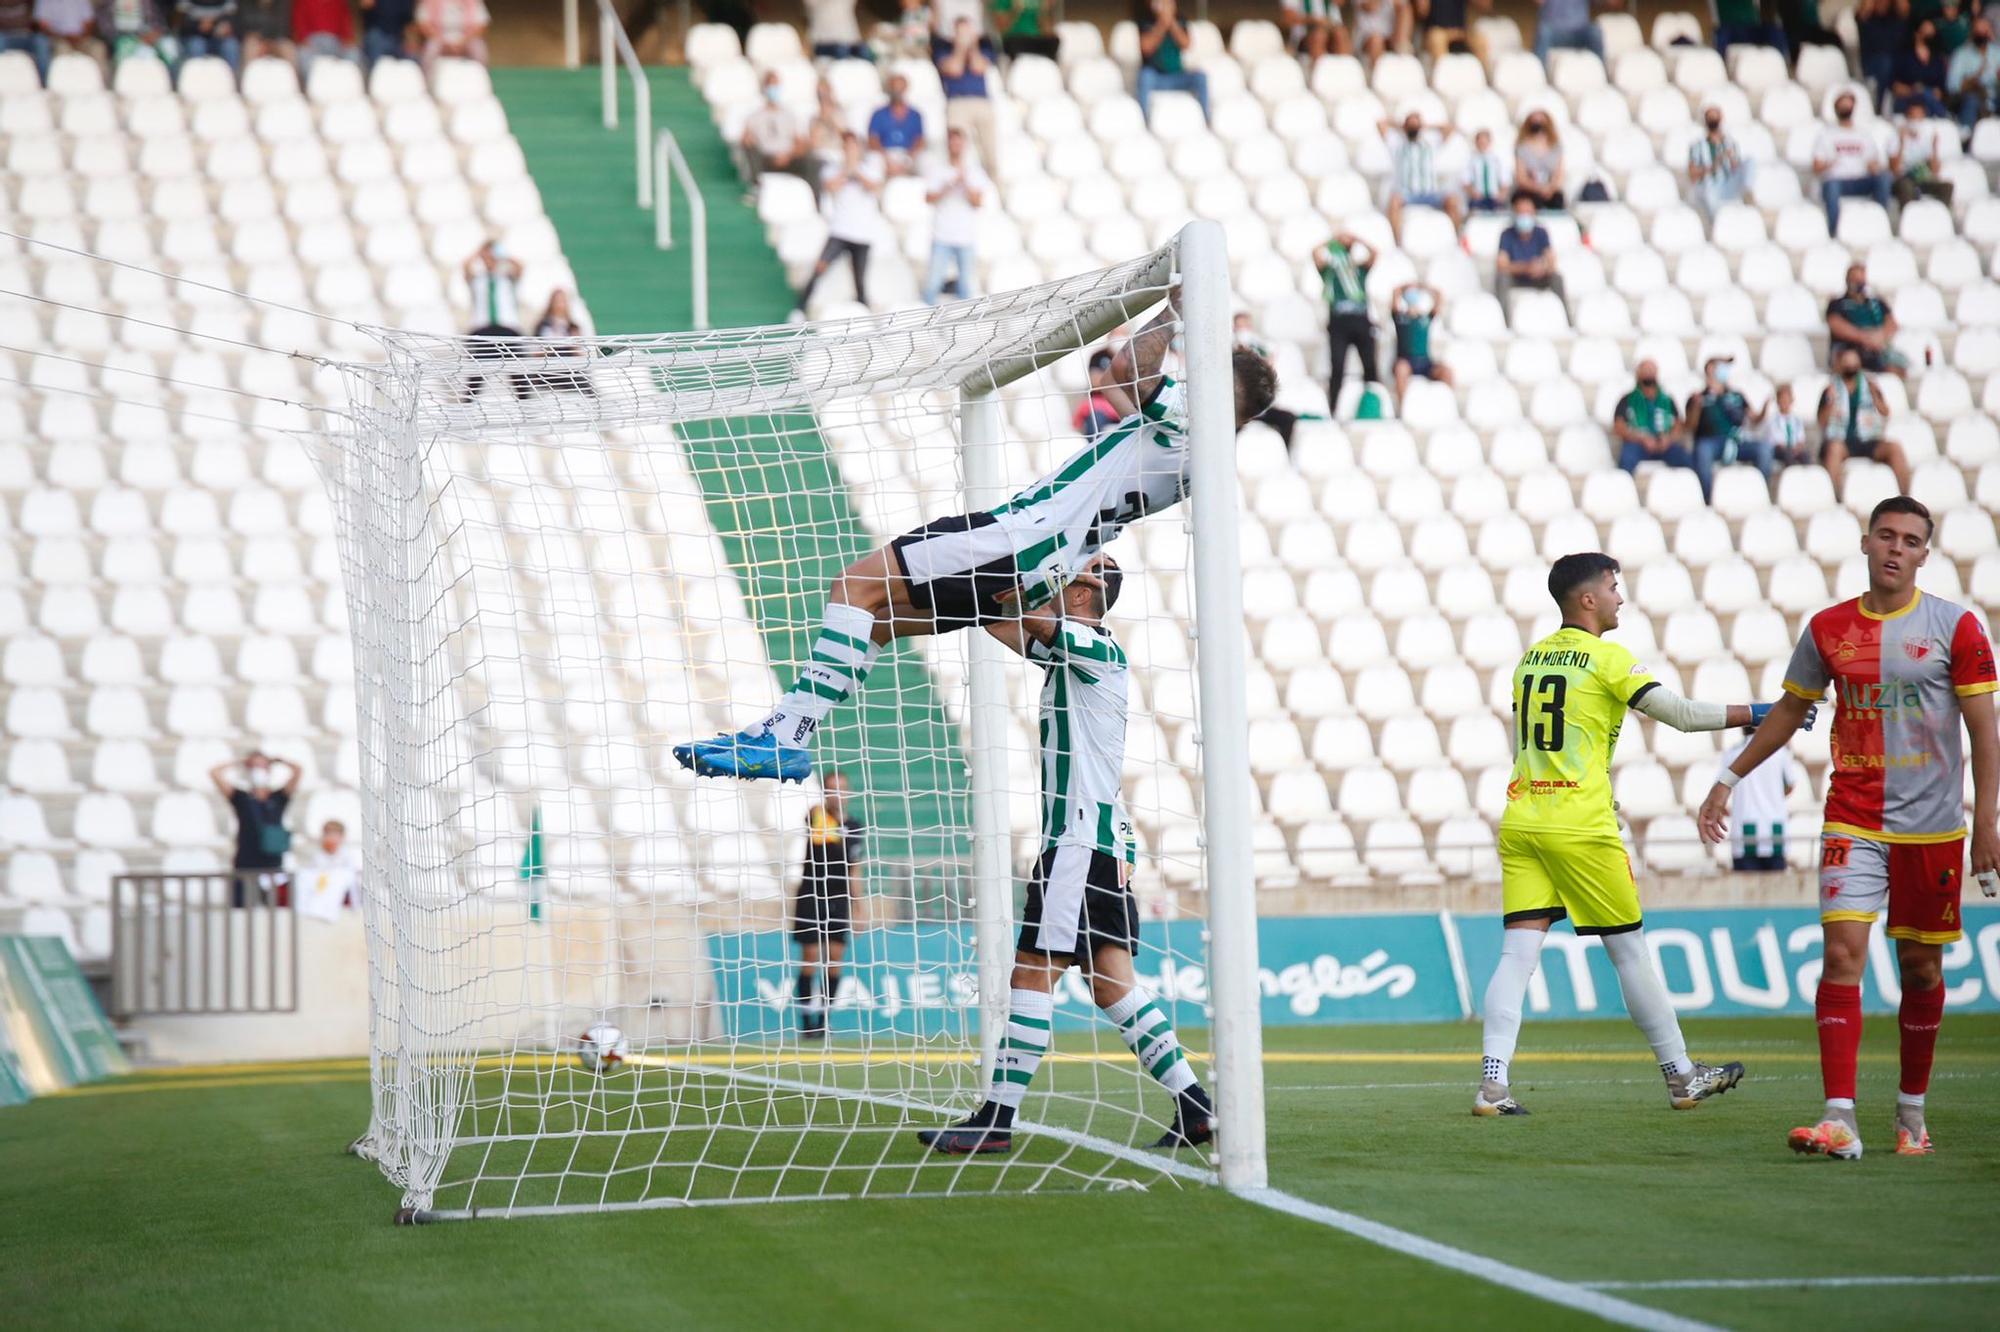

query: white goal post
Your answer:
[321,220,1266,1219]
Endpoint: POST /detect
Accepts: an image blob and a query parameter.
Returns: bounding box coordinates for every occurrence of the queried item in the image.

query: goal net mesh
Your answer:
[320,245,1228,1216]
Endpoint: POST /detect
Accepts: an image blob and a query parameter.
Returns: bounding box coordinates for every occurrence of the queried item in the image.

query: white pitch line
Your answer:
[654,1059,1718,1332]
[1586,1276,2000,1292]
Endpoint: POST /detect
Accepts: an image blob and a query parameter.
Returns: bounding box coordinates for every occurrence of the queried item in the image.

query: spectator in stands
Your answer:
[1138,0,1209,124]
[867,71,925,175]
[1819,347,1913,497]
[1714,727,1799,872]
[293,0,353,71]
[1890,19,1949,116]
[887,0,931,59]
[1348,0,1409,58]
[414,0,485,67]
[1613,361,1695,479]
[1778,0,1844,55]
[1895,101,1956,205]
[0,2,47,80]
[1827,262,1908,377]
[236,0,290,62]
[807,0,867,59]
[1495,196,1568,318]
[922,126,988,305]
[797,131,884,317]
[1689,106,1750,219]
[1711,0,1788,58]
[1417,0,1489,57]
[935,16,996,170]
[1390,283,1452,403]
[1935,0,1969,53]
[1074,348,1124,442]
[1948,17,2000,129]
[1813,91,1893,232]
[1755,382,1813,466]
[1511,112,1565,210]
[463,239,526,399]
[1687,356,1773,501]
[1859,0,1911,95]
[32,0,98,64]
[101,0,176,66]
[1382,113,1464,241]
[738,70,813,192]
[1532,0,1601,65]
[807,77,848,176]
[212,752,300,908]
[1314,231,1379,418]
[358,0,413,66]
[173,0,237,67]
[1282,0,1344,57]
[1462,128,1510,212]
[991,0,1057,58]
[525,289,595,396]
[295,819,364,909]
[1233,313,1300,449]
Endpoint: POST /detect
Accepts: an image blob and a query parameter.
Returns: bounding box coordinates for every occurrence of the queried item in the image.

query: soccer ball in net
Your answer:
[575,1023,628,1074]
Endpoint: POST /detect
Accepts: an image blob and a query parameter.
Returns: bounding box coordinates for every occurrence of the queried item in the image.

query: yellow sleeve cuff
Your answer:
[1782,680,1824,701]
[1954,681,1999,697]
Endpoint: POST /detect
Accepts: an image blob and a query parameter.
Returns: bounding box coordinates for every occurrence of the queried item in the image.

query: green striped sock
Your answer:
[1104,988,1198,1095]
[761,605,879,746]
[989,988,1053,1111]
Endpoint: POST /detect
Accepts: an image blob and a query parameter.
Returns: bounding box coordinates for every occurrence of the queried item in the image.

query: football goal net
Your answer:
[322,221,1266,1220]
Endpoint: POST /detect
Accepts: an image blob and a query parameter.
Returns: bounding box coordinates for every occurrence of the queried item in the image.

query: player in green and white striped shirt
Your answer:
[916,556,1219,1155]
[676,292,1279,782]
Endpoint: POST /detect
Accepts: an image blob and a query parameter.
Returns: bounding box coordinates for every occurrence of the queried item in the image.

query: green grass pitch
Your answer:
[5,1016,1998,1329]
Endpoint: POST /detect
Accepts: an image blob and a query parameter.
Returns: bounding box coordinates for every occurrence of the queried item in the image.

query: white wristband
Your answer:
[1716,769,1742,791]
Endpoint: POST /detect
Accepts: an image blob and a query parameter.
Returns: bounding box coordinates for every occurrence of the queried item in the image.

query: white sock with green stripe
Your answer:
[986,988,1053,1125]
[1103,989,1198,1096]
[759,603,879,748]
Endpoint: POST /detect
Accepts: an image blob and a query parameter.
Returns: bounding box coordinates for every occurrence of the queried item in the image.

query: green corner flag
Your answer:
[520,805,545,921]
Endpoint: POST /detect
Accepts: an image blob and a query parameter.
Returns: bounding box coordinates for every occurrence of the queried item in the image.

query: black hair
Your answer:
[1233,347,1278,419]
[1099,556,1123,612]
[1088,349,1114,374]
[1868,495,1934,541]
[1547,551,1621,608]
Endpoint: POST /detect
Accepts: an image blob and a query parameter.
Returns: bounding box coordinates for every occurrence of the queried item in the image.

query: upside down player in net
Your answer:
[1475,552,1818,1117]
[672,292,1280,782]
[912,557,1218,1154]
[791,771,865,1040]
[1700,497,2000,1160]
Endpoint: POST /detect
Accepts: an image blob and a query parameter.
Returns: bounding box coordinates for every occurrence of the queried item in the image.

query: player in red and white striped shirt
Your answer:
[1701,497,2000,1159]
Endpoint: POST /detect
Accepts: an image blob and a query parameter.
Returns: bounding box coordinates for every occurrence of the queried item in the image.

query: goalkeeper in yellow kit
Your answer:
[1476,552,1813,1116]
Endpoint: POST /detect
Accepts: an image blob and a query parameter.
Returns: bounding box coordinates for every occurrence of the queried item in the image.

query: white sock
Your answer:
[1103,988,1199,1095]
[1602,930,1693,1077]
[1480,928,1546,1086]
[988,988,1052,1112]
[1897,1092,1925,1110]
[760,604,878,747]
[1826,1097,1856,1111]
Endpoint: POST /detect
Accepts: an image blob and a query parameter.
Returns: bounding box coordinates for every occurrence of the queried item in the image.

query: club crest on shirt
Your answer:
[1904,638,1934,661]
[1833,639,1860,663]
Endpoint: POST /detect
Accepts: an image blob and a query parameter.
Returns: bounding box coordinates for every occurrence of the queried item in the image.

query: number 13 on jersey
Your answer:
[1517,674,1568,752]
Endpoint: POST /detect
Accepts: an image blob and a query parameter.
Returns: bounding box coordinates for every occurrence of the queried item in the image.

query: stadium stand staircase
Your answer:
[491,67,971,873]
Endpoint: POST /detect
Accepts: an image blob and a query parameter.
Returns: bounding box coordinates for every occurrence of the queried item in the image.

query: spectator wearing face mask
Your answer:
[1894,102,1955,206]
[1891,20,1950,117]
[738,70,813,192]
[1819,346,1912,498]
[1948,17,2000,129]
[1689,106,1751,218]
[1755,382,1812,467]
[212,752,301,907]
[1138,0,1209,123]
[1613,360,1694,479]
[1512,112,1565,210]
[1686,356,1773,501]
[1812,92,1892,232]
[1827,262,1908,377]
[1382,113,1464,240]
[1390,283,1452,404]
[1495,196,1568,319]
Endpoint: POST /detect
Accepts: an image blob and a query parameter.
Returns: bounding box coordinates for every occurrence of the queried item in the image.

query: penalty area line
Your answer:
[1585,1275,2000,1291]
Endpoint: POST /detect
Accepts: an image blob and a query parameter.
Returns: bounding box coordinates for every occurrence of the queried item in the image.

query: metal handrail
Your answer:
[653,128,709,330]
[597,0,653,209]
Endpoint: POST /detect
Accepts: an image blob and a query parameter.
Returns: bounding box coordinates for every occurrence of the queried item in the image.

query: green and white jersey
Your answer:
[989,377,1188,607]
[1026,621,1132,859]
